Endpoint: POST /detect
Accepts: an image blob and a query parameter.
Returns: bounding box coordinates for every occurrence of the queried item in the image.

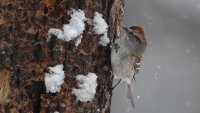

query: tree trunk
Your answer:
[0,0,125,113]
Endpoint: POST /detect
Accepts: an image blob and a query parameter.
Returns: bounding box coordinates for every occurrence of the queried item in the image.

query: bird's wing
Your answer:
[129,54,142,81]
[134,54,142,74]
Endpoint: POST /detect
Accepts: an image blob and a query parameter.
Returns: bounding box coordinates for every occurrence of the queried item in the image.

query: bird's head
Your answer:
[129,26,145,37]
[123,25,147,44]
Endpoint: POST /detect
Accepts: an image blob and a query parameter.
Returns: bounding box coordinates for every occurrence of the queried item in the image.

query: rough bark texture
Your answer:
[0,0,124,113]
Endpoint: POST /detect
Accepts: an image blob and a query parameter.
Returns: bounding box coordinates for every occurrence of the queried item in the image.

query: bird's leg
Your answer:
[111,79,121,90]
[114,43,120,52]
[132,73,136,82]
[133,76,136,82]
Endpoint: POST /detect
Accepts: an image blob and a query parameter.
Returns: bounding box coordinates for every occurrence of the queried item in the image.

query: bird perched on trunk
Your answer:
[111,25,147,107]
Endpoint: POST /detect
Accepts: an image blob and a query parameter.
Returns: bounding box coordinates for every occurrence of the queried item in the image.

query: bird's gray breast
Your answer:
[111,40,135,83]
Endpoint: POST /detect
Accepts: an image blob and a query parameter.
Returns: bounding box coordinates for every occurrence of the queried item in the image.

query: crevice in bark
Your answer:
[78,0,86,9]
[25,81,46,113]
[33,43,43,62]
[48,35,58,59]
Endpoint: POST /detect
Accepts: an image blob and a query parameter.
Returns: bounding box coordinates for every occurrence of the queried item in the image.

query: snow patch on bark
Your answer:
[45,64,65,93]
[72,73,98,102]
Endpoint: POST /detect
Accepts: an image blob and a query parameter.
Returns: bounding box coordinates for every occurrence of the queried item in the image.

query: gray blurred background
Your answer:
[111,0,200,113]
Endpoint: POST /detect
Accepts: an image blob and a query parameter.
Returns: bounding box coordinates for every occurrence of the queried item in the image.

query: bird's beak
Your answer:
[123,27,129,33]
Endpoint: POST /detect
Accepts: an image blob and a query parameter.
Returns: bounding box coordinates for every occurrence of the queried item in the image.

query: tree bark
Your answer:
[0,0,125,113]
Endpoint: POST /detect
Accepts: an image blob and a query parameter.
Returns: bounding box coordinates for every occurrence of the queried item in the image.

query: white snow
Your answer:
[137,96,140,99]
[157,65,161,69]
[48,10,110,47]
[93,12,110,46]
[48,9,86,43]
[93,12,108,34]
[98,32,110,46]
[154,73,159,80]
[149,41,153,44]
[72,73,98,102]
[45,64,65,93]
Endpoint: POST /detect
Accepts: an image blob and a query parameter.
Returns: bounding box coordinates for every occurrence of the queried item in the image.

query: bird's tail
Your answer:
[127,84,134,108]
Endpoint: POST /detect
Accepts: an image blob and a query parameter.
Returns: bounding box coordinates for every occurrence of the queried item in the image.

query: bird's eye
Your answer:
[130,32,134,35]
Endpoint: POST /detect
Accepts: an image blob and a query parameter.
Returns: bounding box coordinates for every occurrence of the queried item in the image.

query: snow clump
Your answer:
[93,12,110,46]
[72,73,98,102]
[45,64,65,93]
[48,9,86,46]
